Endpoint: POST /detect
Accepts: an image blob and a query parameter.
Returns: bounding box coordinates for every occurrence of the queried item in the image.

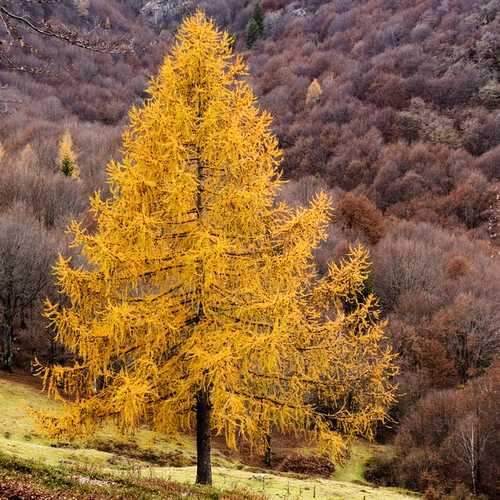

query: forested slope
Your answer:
[0,1,499,497]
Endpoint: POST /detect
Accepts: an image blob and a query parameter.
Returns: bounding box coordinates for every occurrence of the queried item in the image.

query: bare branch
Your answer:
[0,3,129,58]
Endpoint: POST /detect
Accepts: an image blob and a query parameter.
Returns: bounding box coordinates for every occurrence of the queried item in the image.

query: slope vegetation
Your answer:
[0,373,417,499]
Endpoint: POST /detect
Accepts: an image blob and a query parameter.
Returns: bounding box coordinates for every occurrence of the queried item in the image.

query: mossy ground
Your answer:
[0,373,418,499]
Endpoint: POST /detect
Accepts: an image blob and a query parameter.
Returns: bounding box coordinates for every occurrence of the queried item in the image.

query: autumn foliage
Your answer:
[36,12,396,485]
[57,131,80,179]
[0,1,499,496]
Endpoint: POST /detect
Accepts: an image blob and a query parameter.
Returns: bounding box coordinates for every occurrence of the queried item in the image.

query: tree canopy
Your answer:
[37,11,397,485]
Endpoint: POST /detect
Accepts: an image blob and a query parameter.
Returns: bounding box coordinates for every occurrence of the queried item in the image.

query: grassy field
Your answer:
[0,372,419,499]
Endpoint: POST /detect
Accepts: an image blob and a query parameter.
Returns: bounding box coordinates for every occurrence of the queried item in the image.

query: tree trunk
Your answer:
[196,389,212,485]
[1,321,13,372]
[264,432,272,467]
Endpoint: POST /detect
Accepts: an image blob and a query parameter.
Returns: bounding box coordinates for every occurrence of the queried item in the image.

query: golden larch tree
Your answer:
[74,0,90,17]
[306,78,322,105]
[18,143,37,169]
[37,12,396,485]
[58,130,80,179]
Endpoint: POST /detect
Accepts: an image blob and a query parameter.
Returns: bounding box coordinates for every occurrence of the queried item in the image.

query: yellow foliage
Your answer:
[74,0,90,17]
[18,144,37,169]
[306,78,322,104]
[37,12,396,465]
[399,97,460,147]
[58,130,80,179]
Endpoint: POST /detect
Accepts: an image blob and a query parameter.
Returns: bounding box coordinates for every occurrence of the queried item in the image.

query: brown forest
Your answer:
[0,0,499,498]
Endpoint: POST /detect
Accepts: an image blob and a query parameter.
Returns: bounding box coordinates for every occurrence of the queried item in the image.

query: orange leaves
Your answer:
[39,11,396,464]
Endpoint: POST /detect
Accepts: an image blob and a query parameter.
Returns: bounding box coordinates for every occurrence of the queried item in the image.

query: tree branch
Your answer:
[0,4,128,55]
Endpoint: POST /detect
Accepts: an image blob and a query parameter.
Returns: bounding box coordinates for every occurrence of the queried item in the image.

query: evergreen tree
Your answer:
[253,1,264,35]
[246,17,260,48]
[246,2,264,48]
[37,12,397,486]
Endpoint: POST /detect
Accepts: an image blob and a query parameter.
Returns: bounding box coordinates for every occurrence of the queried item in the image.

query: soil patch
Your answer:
[274,453,335,477]
[0,370,42,390]
[92,440,195,467]
[213,433,335,477]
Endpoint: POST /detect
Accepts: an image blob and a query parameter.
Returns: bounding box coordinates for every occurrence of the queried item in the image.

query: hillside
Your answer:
[0,1,499,498]
[0,373,417,499]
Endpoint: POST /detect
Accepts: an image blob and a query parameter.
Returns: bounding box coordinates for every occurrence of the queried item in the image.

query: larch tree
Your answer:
[58,130,80,179]
[75,0,90,18]
[306,78,322,105]
[18,143,37,170]
[37,12,397,485]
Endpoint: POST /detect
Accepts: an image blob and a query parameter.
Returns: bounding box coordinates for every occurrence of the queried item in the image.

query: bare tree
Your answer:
[0,83,22,113]
[0,0,128,73]
[450,373,498,496]
[455,417,486,495]
[434,294,500,384]
[0,208,55,371]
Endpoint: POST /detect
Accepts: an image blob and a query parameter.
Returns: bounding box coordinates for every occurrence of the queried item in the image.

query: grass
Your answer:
[0,451,265,499]
[146,466,418,499]
[0,373,420,499]
[0,374,229,468]
[332,440,396,484]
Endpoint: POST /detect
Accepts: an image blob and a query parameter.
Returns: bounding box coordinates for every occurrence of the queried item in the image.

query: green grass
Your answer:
[0,374,419,499]
[0,376,53,442]
[146,466,418,499]
[0,451,265,499]
[332,441,396,484]
[0,376,229,468]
